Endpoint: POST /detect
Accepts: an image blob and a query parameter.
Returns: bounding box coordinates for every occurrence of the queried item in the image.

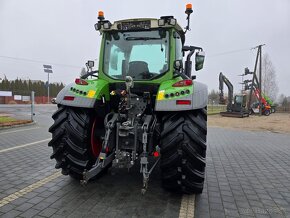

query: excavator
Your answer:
[219,72,249,118]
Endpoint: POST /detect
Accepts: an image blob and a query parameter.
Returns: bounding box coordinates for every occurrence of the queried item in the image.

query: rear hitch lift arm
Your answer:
[140,115,159,194]
[80,113,118,185]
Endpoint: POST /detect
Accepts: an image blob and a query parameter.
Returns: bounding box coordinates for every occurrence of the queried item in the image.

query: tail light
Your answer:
[75,78,88,85]
[176,100,191,105]
[172,79,193,87]
[153,151,160,157]
[63,96,75,101]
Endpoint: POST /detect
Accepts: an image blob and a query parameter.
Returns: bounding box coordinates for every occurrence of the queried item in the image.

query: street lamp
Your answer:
[43,65,53,103]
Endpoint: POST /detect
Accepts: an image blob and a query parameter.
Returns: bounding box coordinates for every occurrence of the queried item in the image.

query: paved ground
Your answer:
[0,105,290,217]
[0,105,181,218]
[0,104,35,121]
[196,128,290,218]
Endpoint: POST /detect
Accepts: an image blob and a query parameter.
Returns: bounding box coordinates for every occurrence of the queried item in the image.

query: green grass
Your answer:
[207,105,227,115]
[208,110,223,115]
[0,116,17,123]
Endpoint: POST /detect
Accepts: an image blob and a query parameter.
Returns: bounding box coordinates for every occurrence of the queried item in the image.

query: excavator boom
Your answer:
[219,72,233,111]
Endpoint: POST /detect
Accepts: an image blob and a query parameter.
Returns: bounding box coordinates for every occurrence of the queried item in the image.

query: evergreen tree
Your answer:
[0,76,65,97]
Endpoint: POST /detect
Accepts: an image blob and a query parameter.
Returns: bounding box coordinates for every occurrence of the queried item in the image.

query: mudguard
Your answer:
[155,81,208,111]
[55,79,109,108]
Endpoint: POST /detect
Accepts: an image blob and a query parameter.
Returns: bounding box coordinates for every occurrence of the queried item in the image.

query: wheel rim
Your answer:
[91,117,102,158]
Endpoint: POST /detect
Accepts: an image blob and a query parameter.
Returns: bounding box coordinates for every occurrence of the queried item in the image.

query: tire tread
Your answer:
[160,109,207,194]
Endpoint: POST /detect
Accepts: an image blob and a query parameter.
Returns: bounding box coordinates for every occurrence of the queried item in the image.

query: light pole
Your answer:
[43,65,53,103]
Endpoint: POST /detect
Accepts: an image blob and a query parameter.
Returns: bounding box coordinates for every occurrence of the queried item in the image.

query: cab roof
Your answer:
[99,17,186,44]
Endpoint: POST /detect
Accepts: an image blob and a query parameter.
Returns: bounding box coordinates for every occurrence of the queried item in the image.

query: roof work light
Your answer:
[95,10,112,31]
[158,16,177,27]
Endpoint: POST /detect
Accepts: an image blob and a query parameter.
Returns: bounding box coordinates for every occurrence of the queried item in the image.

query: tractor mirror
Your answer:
[195,51,205,71]
[174,60,183,70]
[87,60,94,68]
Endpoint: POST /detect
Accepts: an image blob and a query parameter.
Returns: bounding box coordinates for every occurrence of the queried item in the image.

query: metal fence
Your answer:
[0,91,35,122]
[207,104,290,114]
[276,106,290,113]
[207,104,227,114]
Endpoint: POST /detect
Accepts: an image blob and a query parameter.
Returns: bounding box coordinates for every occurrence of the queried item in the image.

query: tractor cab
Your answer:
[95,11,205,84]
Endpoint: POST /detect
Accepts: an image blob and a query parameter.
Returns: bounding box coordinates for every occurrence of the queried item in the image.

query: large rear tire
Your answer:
[160,109,207,194]
[48,105,106,179]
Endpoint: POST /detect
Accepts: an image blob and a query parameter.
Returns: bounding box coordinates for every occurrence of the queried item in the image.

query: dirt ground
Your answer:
[208,113,290,134]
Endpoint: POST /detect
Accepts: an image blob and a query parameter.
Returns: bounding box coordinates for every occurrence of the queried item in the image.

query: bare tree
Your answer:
[262,53,279,101]
[278,94,285,105]
[208,89,219,104]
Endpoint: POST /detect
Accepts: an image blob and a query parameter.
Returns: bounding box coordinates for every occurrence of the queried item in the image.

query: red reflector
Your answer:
[153,151,160,157]
[176,100,191,105]
[75,78,88,85]
[63,96,75,101]
[172,79,193,87]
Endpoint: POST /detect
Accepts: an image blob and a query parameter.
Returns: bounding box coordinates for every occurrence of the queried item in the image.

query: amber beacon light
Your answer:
[185,3,193,14]
[98,11,104,20]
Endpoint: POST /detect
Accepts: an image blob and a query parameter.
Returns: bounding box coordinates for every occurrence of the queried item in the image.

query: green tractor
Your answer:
[49,4,207,194]
[262,94,276,113]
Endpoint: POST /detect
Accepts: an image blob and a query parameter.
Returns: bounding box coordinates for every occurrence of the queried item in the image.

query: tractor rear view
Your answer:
[49,4,207,194]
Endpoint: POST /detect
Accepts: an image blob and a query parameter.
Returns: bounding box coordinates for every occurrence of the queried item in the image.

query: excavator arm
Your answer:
[219,72,233,111]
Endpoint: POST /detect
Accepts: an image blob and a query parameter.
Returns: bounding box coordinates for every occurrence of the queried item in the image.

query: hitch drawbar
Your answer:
[81,152,161,195]
[80,152,115,185]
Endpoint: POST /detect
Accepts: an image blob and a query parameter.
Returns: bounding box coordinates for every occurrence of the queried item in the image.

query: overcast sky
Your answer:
[0,0,289,97]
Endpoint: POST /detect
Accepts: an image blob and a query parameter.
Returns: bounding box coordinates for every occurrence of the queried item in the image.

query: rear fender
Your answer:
[56,79,109,108]
[155,80,208,111]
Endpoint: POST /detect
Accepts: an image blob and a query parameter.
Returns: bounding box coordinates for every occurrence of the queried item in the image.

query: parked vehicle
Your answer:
[249,102,271,116]
[49,4,207,194]
[219,72,249,118]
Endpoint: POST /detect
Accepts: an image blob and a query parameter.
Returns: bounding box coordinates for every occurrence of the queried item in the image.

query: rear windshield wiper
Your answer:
[125,37,161,41]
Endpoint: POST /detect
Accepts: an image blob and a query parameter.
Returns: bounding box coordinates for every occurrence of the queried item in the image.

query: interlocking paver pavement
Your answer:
[196,127,290,218]
[1,105,290,217]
